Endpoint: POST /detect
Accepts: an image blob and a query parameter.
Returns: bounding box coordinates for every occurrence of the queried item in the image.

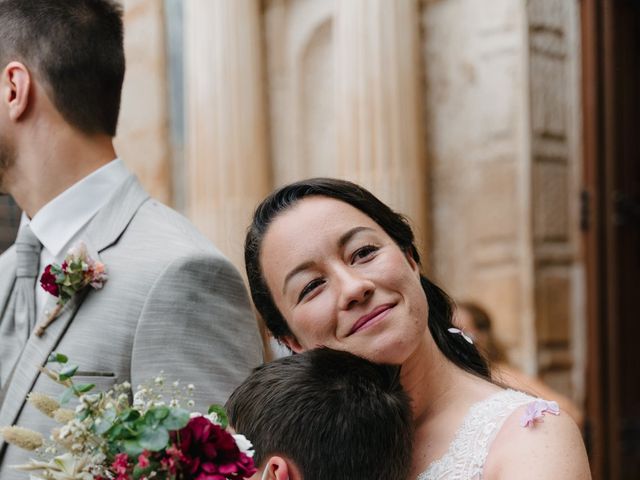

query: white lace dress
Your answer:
[417,389,540,480]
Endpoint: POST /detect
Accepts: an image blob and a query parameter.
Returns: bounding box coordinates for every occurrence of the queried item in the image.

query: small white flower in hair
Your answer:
[448,327,474,344]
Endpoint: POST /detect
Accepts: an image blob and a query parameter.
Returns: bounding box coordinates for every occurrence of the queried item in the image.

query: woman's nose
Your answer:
[336,267,375,310]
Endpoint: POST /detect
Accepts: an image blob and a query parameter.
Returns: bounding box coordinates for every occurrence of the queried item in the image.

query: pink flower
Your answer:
[111,452,131,480]
[137,451,150,469]
[520,399,560,427]
[39,265,59,297]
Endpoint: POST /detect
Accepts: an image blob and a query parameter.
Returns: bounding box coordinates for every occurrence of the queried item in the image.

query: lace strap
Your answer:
[418,389,535,480]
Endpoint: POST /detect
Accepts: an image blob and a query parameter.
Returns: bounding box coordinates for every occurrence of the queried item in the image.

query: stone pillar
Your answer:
[334,0,428,254]
[423,0,583,403]
[423,0,537,372]
[184,0,271,269]
[116,0,173,205]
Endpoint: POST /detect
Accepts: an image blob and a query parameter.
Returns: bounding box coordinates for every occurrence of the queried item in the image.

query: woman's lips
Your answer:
[348,304,395,335]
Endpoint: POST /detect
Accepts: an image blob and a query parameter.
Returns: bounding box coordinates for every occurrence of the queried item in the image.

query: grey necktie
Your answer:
[0,224,42,387]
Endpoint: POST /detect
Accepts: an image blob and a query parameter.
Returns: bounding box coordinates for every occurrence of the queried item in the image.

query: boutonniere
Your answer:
[36,242,107,336]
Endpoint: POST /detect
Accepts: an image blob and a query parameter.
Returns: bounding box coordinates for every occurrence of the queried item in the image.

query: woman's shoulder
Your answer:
[484,396,591,479]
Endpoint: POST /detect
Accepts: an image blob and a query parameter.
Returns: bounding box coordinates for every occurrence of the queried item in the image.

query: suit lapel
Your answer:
[84,174,150,254]
[0,247,16,320]
[0,174,150,433]
[0,288,88,431]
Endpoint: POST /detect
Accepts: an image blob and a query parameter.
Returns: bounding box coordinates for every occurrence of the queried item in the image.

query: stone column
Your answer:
[334,0,428,255]
[116,0,172,205]
[184,0,271,269]
[423,0,584,404]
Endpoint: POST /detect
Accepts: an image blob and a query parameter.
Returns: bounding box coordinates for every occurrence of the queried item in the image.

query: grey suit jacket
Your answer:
[0,175,263,477]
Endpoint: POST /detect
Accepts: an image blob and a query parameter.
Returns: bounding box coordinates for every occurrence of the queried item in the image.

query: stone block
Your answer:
[470,161,518,241]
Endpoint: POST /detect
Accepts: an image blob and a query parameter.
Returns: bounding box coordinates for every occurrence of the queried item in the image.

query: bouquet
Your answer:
[1,353,256,480]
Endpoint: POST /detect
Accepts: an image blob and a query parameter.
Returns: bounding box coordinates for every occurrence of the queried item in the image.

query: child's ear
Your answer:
[262,455,301,480]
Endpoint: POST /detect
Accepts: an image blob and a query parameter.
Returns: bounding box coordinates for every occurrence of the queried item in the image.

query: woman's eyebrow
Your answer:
[338,226,374,247]
[283,261,314,294]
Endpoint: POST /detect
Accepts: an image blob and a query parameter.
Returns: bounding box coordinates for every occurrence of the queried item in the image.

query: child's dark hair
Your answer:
[226,348,413,480]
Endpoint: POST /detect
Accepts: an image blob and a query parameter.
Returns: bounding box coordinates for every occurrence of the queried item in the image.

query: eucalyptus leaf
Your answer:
[94,408,117,435]
[152,406,170,421]
[139,426,170,452]
[47,353,68,364]
[59,386,75,405]
[119,409,141,423]
[161,408,189,430]
[123,438,145,457]
[59,364,79,381]
[73,383,95,394]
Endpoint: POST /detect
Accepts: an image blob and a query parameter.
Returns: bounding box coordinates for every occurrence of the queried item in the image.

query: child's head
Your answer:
[226,348,413,480]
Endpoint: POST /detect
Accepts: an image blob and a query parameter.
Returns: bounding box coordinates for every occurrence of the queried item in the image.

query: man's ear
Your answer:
[280,335,303,354]
[2,61,31,121]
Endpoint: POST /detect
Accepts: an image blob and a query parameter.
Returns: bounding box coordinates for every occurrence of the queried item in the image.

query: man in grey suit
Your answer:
[0,1,262,476]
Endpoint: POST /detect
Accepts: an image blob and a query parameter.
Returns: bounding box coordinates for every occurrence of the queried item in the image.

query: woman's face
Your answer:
[260,196,429,364]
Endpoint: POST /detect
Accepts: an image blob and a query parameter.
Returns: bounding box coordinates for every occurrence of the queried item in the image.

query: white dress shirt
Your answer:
[19,159,130,319]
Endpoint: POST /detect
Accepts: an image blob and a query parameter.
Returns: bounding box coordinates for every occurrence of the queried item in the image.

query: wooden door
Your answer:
[582,0,640,478]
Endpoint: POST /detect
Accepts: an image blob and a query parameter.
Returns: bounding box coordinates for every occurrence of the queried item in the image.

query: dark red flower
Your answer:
[39,265,59,297]
[174,416,256,479]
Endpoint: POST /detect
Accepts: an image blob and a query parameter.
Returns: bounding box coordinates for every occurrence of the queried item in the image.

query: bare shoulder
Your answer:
[484,403,592,480]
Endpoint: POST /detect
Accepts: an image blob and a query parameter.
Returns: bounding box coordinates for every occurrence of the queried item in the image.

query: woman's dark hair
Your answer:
[245,177,490,379]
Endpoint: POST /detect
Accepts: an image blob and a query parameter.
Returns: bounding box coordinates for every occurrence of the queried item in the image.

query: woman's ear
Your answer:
[404,249,420,276]
[281,335,303,354]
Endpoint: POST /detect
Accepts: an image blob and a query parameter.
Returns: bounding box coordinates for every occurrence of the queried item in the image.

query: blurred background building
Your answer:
[0,1,637,478]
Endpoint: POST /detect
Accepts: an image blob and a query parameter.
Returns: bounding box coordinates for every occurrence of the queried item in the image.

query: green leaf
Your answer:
[94,407,117,435]
[59,386,75,405]
[152,406,170,422]
[123,439,145,457]
[139,425,170,452]
[119,409,141,423]
[47,353,68,364]
[73,383,95,394]
[58,364,79,381]
[161,408,189,430]
[207,404,229,429]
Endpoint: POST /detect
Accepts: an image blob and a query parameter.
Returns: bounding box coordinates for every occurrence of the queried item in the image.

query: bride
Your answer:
[244,178,591,479]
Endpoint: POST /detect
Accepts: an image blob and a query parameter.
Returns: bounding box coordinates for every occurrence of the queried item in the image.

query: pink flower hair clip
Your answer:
[520,399,560,428]
[36,242,107,336]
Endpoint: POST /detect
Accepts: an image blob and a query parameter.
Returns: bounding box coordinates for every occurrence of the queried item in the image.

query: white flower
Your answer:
[233,434,255,458]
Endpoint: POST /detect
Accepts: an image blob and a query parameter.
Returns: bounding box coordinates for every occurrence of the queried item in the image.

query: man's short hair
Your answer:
[226,348,414,480]
[0,0,125,136]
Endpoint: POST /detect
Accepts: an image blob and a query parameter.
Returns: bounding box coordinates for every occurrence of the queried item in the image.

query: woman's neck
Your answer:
[401,333,461,423]
[401,331,496,425]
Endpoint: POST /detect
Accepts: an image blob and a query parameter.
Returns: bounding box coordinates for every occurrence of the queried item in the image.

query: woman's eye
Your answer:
[298,278,325,303]
[351,245,378,264]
